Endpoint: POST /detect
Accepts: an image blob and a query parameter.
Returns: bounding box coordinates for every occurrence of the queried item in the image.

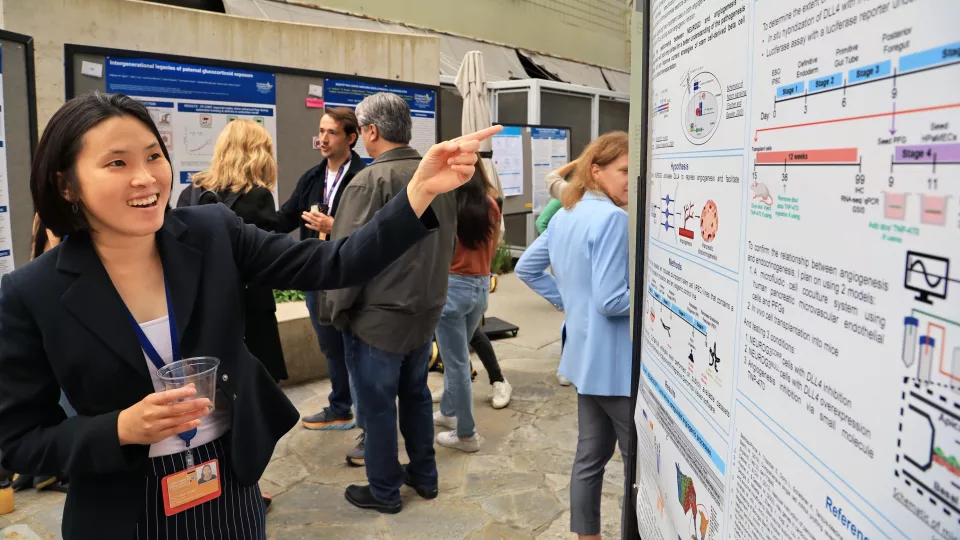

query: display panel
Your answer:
[633,1,960,539]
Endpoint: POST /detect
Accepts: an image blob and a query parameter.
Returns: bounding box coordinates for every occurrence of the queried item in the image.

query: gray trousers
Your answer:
[570,393,631,536]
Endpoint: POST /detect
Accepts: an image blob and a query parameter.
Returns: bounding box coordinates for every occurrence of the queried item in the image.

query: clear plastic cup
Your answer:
[157,357,220,412]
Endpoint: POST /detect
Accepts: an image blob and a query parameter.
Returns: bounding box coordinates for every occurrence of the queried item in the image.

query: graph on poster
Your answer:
[634,1,960,539]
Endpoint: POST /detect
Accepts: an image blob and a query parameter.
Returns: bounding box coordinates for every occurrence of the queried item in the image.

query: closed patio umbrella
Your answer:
[456,51,504,201]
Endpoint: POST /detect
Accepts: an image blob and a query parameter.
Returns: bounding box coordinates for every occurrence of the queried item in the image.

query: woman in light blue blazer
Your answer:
[516,131,630,540]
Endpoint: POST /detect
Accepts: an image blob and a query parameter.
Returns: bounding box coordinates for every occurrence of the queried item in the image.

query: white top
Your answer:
[140,316,231,458]
[324,159,350,209]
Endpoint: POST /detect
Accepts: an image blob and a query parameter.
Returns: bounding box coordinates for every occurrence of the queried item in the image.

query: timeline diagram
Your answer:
[750,38,960,236]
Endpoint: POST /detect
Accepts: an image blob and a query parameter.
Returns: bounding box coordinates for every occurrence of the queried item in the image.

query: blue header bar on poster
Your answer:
[531,127,567,140]
[105,57,276,105]
[324,79,436,115]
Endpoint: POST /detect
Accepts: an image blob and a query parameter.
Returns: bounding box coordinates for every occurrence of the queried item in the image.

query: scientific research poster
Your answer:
[493,126,524,196]
[531,127,569,213]
[323,79,437,162]
[0,44,12,278]
[105,57,278,205]
[634,1,960,539]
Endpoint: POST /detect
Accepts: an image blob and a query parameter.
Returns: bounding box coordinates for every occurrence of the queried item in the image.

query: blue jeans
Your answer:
[305,291,359,424]
[343,329,437,503]
[435,274,490,437]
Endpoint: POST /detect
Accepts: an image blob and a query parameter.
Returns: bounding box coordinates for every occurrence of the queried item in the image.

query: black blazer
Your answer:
[275,150,366,240]
[0,188,437,540]
[176,185,287,380]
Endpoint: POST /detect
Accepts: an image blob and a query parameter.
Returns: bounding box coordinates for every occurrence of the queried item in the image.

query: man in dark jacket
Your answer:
[275,108,366,442]
[328,93,456,514]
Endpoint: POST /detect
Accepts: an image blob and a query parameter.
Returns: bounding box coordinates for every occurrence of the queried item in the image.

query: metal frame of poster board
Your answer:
[1,30,38,158]
[624,1,652,539]
[62,44,441,164]
[0,29,39,271]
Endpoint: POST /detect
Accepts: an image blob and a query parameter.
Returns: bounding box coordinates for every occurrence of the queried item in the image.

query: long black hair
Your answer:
[31,91,172,237]
[455,165,496,250]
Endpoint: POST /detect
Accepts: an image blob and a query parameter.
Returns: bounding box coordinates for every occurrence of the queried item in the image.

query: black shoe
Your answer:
[301,407,356,431]
[11,474,32,492]
[403,466,438,500]
[344,484,402,514]
[345,432,365,467]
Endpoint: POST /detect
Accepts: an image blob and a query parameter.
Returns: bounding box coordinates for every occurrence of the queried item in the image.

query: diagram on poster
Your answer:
[648,0,749,154]
[635,1,960,539]
[106,57,278,206]
[323,79,436,163]
[635,360,725,540]
[649,155,744,273]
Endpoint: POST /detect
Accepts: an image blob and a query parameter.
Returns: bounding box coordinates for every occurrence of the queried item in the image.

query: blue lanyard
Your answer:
[126,280,196,448]
[323,161,348,207]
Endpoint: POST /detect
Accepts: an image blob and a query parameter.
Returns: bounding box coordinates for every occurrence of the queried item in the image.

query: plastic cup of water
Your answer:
[157,357,220,412]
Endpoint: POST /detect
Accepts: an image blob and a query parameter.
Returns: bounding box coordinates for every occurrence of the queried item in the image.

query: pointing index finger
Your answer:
[454,125,503,144]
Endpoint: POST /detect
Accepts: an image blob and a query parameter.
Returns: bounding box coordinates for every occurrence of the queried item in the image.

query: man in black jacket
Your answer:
[275,108,367,448]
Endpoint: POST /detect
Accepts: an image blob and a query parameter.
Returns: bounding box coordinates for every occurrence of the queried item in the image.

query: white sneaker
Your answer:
[491,380,513,409]
[431,387,444,403]
[436,430,482,453]
[433,410,457,430]
[556,373,572,386]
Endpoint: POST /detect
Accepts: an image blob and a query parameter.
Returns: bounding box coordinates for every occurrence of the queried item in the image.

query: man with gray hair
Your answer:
[326,92,457,513]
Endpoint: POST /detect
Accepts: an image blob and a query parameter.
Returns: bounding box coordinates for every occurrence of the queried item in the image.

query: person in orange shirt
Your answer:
[432,166,506,453]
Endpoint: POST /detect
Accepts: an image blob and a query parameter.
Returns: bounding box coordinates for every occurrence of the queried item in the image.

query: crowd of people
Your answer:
[0,87,632,540]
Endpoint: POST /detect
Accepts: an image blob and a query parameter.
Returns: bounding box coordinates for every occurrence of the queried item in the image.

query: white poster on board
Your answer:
[105,57,279,207]
[0,44,13,278]
[530,127,568,214]
[634,1,960,539]
[493,126,524,197]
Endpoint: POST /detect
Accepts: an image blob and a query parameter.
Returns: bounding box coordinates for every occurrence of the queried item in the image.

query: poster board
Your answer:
[630,1,960,540]
[0,31,37,278]
[64,46,440,213]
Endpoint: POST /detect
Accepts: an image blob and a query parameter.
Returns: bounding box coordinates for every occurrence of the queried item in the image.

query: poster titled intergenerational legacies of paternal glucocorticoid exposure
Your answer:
[105,57,279,205]
[634,1,960,539]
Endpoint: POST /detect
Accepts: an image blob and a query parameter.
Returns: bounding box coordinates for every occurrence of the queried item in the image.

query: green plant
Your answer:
[491,240,512,275]
[273,289,306,304]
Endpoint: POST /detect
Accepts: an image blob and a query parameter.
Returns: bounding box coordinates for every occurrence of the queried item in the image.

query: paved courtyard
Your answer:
[1,276,626,539]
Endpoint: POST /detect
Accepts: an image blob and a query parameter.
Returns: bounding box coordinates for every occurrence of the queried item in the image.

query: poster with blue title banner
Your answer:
[106,57,278,205]
[324,79,436,162]
[0,44,12,279]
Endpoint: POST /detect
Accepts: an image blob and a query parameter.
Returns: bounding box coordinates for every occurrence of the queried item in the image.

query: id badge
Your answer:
[161,459,222,517]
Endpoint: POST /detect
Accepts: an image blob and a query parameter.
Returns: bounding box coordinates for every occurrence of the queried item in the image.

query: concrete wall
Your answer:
[297,0,632,71]
[0,0,440,131]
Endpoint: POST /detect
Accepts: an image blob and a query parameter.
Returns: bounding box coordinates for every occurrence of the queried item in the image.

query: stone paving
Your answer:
[1,276,626,539]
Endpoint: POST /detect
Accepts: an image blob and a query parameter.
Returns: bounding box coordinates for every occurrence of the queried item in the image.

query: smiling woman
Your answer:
[0,91,501,540]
